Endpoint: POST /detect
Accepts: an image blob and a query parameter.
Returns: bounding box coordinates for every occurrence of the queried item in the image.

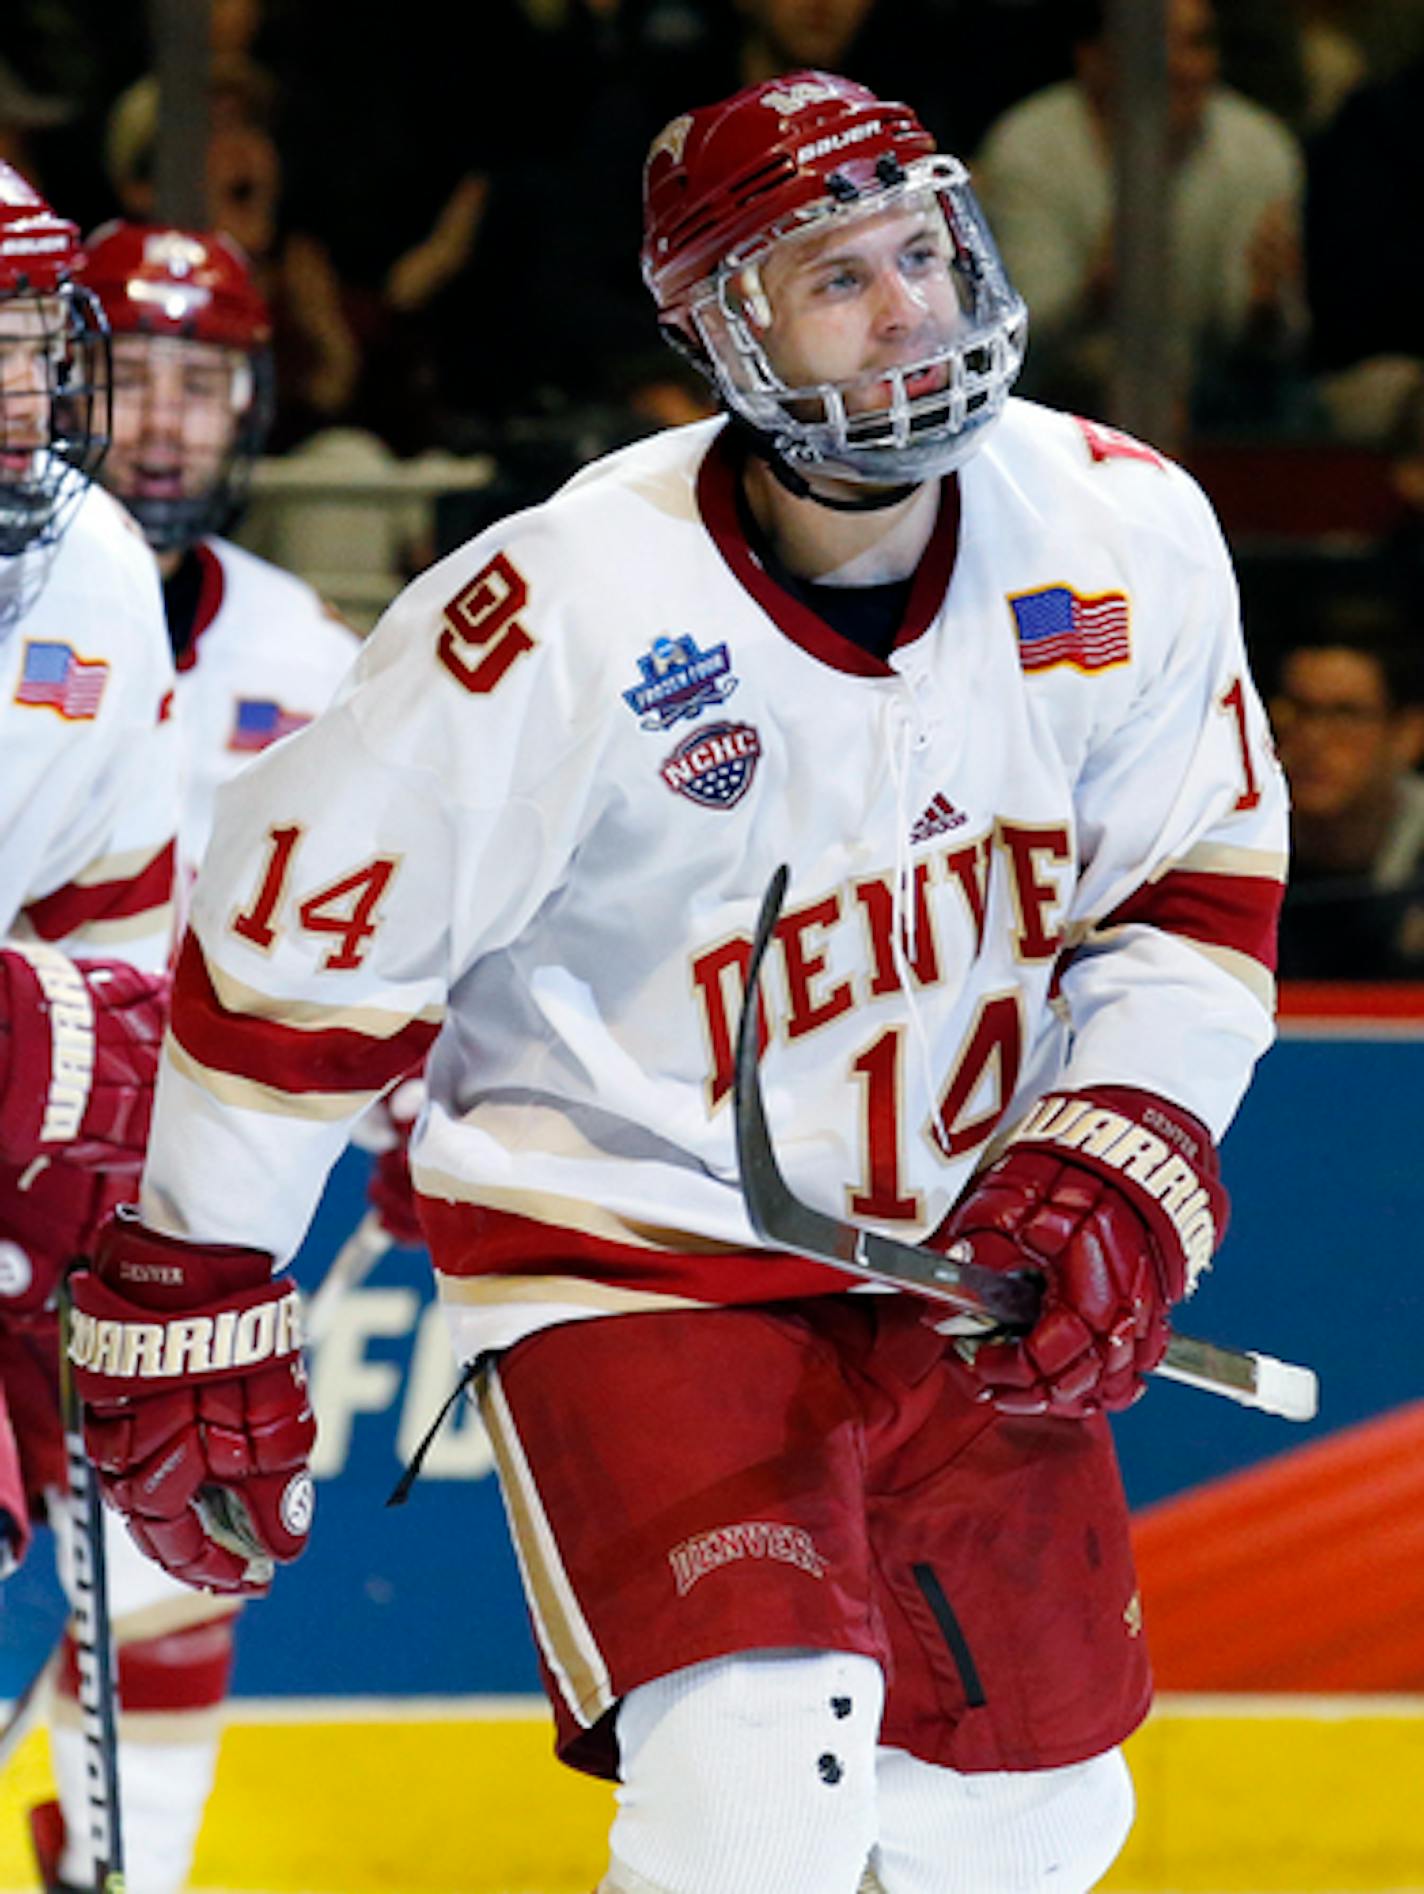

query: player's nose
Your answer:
[869,264,929,336]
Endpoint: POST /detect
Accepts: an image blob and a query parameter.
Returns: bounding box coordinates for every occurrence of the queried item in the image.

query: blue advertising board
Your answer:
[3,1022,1420,1702]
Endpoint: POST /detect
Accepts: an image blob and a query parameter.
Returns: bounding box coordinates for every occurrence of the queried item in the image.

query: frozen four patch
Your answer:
[623,633,737,731]
[660,721,761,809]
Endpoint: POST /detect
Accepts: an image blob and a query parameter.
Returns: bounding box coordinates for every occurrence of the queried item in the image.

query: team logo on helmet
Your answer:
[660,720,762,809]
[761,81,840,116]
[142,230,207,277]
[646,113,692,173]
[622,632,738,732]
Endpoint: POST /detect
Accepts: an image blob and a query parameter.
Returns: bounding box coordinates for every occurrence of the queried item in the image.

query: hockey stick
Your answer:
[56,1274,125,1893]
[733,865,1318,1424]
[304,1211,392,1347]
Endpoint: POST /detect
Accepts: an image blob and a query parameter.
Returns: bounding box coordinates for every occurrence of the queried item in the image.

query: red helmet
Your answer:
[0,163,108,571]
[78,222,274,554]
[80,222,271,349]
[0,160,84,294]
[641,72,1026,487]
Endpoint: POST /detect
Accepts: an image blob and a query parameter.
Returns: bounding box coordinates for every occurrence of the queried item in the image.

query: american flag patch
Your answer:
[229,698,311,752]
[1010,585,1131,674]
[15,640,109,720]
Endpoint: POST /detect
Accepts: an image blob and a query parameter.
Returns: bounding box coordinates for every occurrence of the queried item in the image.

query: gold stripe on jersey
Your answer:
[60,903,176,948]
[1180,938,1278,1011]
[438,1272,706,1316]
[1159,841,1288,882]
[478,1365,614,1728]
[1078,923,1277,1011]
[203,955,445,1039]
[165,1038,381,1121]
[66,841,174,888]
[416,1169,749,1255]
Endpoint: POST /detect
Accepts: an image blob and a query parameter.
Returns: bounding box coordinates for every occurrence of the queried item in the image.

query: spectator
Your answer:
[102,58,360,450]
[1305,50,1424,451]
[1271,600,1424,978]
[0,52,74,183]
[974,0,1305,430]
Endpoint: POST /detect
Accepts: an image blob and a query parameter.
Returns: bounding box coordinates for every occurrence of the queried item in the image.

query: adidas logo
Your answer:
[910,792,966,844]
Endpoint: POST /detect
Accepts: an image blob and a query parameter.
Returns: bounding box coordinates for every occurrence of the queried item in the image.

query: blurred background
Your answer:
[3,1,1424,1888]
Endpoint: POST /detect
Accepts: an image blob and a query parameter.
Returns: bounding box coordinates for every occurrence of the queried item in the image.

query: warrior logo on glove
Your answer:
[931,1085,1228,1419]
[67,1210,315,1594]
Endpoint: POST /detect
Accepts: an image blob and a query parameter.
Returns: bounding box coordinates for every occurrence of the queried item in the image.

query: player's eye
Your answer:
[811,265,862,297]
[903,242,946,273]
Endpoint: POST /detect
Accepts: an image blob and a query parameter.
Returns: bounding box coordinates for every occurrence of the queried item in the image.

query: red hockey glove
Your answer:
[0,1154,129,1316]
[932,1086,1228,1418]
[68,1211,315,1594]
[0,945,168,1173]
[358,1070,426,1249]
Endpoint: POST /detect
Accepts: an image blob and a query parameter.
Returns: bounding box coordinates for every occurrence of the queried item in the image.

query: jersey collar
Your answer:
[695,425,960,678]
[172,540,226,673]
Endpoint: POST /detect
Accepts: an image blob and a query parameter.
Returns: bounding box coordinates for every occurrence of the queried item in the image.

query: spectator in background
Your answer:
[1271,601,1424,978]
[974,0,1305,432]
[102,55,360,451]
[0,52,75,185]
[1305,49,1424,452]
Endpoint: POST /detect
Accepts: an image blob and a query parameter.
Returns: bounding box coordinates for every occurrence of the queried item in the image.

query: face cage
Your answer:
[0,283,110,560]
[120,346,274,556]
[690,156,1027,487]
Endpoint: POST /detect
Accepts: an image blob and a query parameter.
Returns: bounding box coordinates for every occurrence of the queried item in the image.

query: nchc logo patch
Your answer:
[660,720,762,809]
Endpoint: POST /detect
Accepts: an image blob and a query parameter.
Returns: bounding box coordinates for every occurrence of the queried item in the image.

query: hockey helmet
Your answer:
[0,162,108,559]
[80,221,274,553]
[641,72,1027,488]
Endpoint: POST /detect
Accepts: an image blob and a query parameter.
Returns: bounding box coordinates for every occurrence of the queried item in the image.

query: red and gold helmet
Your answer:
[80,222,271,350]
[79,222,273,552]
[641,72,1026,487]
[0,162,108,563]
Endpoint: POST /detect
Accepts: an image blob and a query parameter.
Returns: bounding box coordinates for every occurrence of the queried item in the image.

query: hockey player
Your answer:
[70,74,1286,1894]
[0,160,178,1863]
[80,221,362,889]
[16,224,366,1894]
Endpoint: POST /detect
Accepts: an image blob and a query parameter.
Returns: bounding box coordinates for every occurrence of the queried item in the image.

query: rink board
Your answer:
[1,996,1422,1885]
[1,1696,1423,1892]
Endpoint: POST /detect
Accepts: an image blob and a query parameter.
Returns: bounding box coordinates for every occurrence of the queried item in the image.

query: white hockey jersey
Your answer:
[171,536,360,885]
[142,404,1287,1362]
[0,483,177,973]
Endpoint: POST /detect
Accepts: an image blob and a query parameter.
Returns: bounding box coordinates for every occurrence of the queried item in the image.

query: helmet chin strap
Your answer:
[767,451,920,513]
[735,420,922,512]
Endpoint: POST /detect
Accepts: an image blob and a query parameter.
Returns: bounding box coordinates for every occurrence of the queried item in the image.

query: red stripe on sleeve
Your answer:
[171,932,439,1097]
[23,841,176,941]
[1102,868,1282,972]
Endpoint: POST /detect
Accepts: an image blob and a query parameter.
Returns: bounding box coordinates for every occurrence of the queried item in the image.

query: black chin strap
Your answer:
[767,454,920,513]
[733,417,920,513]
